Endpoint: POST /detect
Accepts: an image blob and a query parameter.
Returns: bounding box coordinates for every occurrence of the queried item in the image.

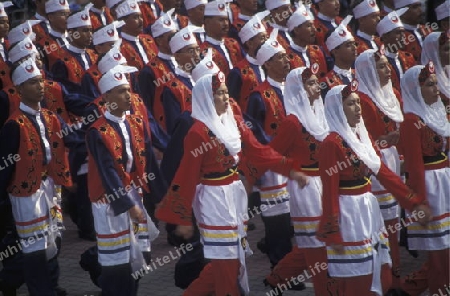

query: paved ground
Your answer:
[16,214,427,296]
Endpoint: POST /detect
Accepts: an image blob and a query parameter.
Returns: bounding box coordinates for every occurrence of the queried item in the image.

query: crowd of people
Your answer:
[0,0,448,295]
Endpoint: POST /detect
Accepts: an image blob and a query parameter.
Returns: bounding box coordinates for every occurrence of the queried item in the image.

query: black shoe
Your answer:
[247,221,256,231]
[79,231,97,242]
[55,286,67,296]
[257,238,267,254]
[0,279,17,296]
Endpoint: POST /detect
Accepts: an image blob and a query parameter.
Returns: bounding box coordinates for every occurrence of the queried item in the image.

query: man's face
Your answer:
[293,20,316,44]
[104,84,132,114]
[401,3,423,25]
[332,40,357,65]
[122,12,143,36]
[236,0,258,15]
[204,16,229,39]
[265,51,290,79]
[318,0,340,18]
[382,27,406,51]
[174,44,201,72]
[70,26,93,48]
[47,10,70,32]
[187,4,205,26]
[0,16,9,39]
[358,12,380,35]
[18,76,45,103]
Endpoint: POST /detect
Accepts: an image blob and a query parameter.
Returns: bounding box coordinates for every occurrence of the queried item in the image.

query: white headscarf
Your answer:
[355,49,404,123]
[324,85,382,174]
[401,65,450,137]
[191,73,242,156]
[284,67,329,141]
[421,32,450,99]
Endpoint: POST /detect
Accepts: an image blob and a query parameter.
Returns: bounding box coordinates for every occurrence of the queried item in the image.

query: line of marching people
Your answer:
[0,0,448,295]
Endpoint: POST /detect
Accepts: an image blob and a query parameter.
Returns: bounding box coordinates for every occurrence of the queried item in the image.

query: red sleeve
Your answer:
[269,115,298,156]
[155,130,204,226]
[360,93,383,141]
[316,136,344,244]
[399,114,427,201]
[375,162,424,211]
[240,121,297,181]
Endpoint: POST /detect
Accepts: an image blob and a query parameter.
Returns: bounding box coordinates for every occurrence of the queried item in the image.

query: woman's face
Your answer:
[421,74,440,105]
[342,92,361,127]
[213,83,229,116]
[303,74,321,102]
[376,55,392,87]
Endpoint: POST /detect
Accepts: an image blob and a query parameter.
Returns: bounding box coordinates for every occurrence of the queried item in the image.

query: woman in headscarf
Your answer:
[421,30,450,119]
[264,65,338,296]
[355,46,405,291]
[155,72,309,296]
[399,62,450,295]
[317,82,431,296]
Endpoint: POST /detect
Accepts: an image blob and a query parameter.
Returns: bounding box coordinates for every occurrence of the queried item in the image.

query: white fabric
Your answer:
[265,0,290,10]
[93,20,125,45]
[98,40,127,74]
[8,37,38,64]
[259,171,290,217]
[256,28,285,66]
[45,0,69,13]
[185,0,207,10]
[67,3,93,29]
[204,0,231,17]
[288,176,324,248]
[106,0,122,9]
[376,8,408,36]
[324,85,382,174]
[8,20,41,45]
[9,178,59,258]
[90,6,107,26]
[435,1,450,21]
[116,0,141,19]
[238,11,269,44]
[99,65,138,94]
[353,0,379,19]
[404,23,423,46]
[371,146,401,221]
[12,58,41,86]
[205,36,233,70]
[0,1,13,17]
[355,49,404,123]
[394,0,420,9]
[192,48,220,82]
[401,65,450,137]
[406,167,450,250]
[284,67,329,141]
[287,3,313,31]
[421,32,450,99]
[151,8,178,38]
[175,66,195,86]
[191,74,241,156]
[169,25,201,54]
[325,15,354,52]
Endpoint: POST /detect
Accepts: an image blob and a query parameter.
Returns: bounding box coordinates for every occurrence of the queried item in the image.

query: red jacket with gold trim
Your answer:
[387,50,416,91]
[200,37,245,77]
[403,25,433,62]
[120,34,158,71]
[44,80,72,125]
[89,8,114,30]
[6,109,72,196]
[354,35,382,55]
[286,44,328,79]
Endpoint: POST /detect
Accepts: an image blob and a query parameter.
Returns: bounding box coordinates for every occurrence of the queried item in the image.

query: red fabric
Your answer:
[355,35,382,55]
[265,247,308,287]
[120,34,158,71]
[144,55,175,114]
[89,8,114,30]
[32,21,48,45]
[7,109,72,196]
[270,114,321,174]
[334,264,392,296]
[317,132,423,244]
[400,113,449,199]
[266,25,291,51]
[200,38,244,77]
[305,247,341,296]
[428,249,450,295]
[56,48,98,84]
[320,69,355,92]
[0,60,12,90]
[44,80,72,124]
[231,58,261,112]
[183,259,240,296]
[3,86,20,118]
[384,218,401,288]
[389,50,416,91]
[401,262,429,296]
[403,25,434,62]
[286,45,328,79]
[138,1,162,28]
[155,116,296,226]
[313,16,344,50]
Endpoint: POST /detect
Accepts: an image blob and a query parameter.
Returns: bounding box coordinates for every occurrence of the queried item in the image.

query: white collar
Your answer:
[318,12,335,23]
[90,6,105,14]
[246,54,259,66]
[121,32,139,42]
[35,12,47,21]
[333,65,352,76]
[403,23,419,31]
[20,102,41,116]
[267,76,284,90]
[205,35,224,45]
[238,13,252,21]
[67,44,86,54]
[357,30,373,41]
[385,50,398,59]
[291,42,307,53]
[105,110,126,123]
[187,21,205,32]
[157,51,172,60]
[175,67,192,79]
[49,27,67,38]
